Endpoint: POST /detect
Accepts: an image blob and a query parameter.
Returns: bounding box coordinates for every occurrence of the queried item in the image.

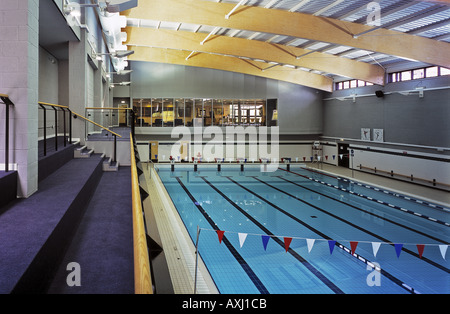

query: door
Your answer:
[338,143,349,168]
[150,141,159,162]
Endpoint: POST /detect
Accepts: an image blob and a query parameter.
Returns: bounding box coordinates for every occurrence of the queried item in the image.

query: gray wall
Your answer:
[128,61,324,135]
[323,76,450,148]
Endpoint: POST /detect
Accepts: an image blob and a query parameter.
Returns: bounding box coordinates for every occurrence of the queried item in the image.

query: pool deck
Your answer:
[316,164,450,208]
[143,162,449,294]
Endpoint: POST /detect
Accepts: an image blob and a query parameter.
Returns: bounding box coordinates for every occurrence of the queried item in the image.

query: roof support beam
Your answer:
[123,0,450,68]
[125,27,385,85]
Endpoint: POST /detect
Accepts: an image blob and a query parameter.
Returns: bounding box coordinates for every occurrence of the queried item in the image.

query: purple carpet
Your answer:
[0,154,103,293]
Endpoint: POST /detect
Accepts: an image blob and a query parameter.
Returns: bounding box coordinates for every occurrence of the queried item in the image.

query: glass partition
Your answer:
[175,98,184,126]
[213,99,223,126]
[132,98,273,128]
[204,99,213,127]
[185,99,194,126]
[151,98,163,127]
[194,99,203,127]
[163,98,174,127]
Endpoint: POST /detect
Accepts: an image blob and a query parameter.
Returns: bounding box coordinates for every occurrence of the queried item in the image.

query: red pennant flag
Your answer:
[303,157,306,162]
[284,237,292,252]
[325,155,328,161]
[216,230,225,244]
[350,241,358,255]
[417,244,425,258]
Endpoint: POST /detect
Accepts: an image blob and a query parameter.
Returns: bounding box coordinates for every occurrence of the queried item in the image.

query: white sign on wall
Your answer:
[361,128,371,141]
[373,129,384,142]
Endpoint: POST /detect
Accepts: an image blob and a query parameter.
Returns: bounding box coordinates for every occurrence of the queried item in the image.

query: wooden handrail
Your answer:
[72,112,122,138]
[38,101,69,109]
[130,134,153,294]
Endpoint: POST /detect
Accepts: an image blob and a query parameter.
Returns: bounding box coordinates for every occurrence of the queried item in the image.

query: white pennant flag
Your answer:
[339,154,343,160]
[238,233,248,248]
[306,239,315,253]
[372,242,381,257]
[439,245,448,260]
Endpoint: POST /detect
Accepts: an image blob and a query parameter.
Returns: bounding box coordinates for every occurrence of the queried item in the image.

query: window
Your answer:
[337,66,449,90]
[413,68,425,80]
[426,66,438,78]
[441,67,450,76]
[133,98,271,128]
[401,70,411,81]
[388,66,450,83]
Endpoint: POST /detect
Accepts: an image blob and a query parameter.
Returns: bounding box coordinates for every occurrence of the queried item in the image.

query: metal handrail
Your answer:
[130,134,153,294]
[0,94,14,172]
[38,102,72,156]
[72,111,122,138]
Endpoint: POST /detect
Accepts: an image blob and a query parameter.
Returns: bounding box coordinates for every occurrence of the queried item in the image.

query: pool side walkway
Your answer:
[314,164,450,208]
[142,163,219,294]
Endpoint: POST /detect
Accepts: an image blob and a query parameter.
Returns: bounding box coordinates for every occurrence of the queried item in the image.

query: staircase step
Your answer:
[47,167,133,294]
[74,146,94,159]
[0,155,104,293]
[103,158,119,172]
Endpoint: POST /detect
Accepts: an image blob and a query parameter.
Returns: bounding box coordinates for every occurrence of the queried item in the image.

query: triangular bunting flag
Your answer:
[339,154,343,160]
[262,235,270,251]
[216,230,225,244]
[284,237,293,252]
[238,233,247,248]
[416,244,425,259]
[317,156,321,161]
[350,241,358,255]
[372,242,381,257]
[310,156,313,162]
[328,240,336,255]
[332,155,336,160]
[394,243,403,258]
[306,239,315,253]
[439,245,448,260]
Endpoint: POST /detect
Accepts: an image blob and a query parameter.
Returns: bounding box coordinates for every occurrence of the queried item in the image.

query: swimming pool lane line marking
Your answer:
[223,177,418,294]
[300,167,450,213]
[281,168,450,228]
[200,176,344,295]
[174,177,270,294]
[274,175,449,246]
[252,175,450,275]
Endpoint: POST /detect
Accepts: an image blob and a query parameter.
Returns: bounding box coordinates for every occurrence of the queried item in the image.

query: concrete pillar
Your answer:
[68,31,88,145]
[0,0,39,197]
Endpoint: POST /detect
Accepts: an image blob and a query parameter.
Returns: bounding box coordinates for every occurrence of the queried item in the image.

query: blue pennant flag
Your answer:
[262,235,270,251]
[395,243,403,258]
[328,240,336,254]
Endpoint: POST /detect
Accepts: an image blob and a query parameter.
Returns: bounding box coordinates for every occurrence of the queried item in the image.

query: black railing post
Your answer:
[5,101,9,172]
[131,110,135,140]
[63,108,67,147]
[39,104,47,156]
[52,106,58,152]
[1,95,14,172]
[68,109,72,144]
[113,134,117,163]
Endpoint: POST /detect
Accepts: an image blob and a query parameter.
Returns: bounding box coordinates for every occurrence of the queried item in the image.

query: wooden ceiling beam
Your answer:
[125,27,385,85]
[123,0,450,68]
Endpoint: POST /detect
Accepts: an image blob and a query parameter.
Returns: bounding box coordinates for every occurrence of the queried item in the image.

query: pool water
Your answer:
[157,164,449,294]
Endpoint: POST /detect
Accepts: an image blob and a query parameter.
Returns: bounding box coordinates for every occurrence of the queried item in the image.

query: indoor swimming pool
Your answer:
[156,164,449,294]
